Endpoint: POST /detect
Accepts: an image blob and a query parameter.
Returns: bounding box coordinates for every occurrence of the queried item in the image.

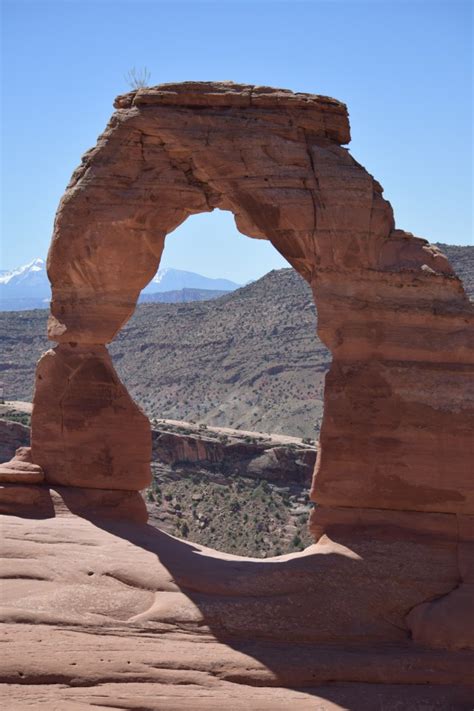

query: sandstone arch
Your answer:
[0,81,472,677]
[31,82,473,523]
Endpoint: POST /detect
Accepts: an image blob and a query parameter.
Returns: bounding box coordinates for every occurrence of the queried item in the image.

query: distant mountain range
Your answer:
[0,259,240,311]
[141,267,239,294]
[0,258,50,308]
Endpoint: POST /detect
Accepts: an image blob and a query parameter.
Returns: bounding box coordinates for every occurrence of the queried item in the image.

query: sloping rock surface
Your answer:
[1,511,473,709]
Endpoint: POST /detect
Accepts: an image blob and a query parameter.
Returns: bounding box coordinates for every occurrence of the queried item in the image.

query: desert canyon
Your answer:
[1,82,473,709]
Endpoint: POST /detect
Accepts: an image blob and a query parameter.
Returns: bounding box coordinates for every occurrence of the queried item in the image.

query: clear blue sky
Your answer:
[1,0,472,281]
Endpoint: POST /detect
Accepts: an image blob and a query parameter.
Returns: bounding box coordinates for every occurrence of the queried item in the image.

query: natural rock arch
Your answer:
[0,81,471,657]
[31,82,472,526]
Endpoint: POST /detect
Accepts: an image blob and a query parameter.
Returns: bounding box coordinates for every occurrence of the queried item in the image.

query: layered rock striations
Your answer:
[1,82,473,705]
[2,513,473,709]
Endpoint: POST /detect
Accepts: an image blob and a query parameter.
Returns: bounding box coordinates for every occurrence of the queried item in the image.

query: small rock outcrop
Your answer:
[0,446,44,484]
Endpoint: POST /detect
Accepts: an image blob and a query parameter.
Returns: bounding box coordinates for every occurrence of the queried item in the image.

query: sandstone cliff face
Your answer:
[148,423,318,555]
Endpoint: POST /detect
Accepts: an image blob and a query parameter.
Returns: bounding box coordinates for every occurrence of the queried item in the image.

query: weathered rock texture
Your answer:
[0,446,44,484]
[2,82,473,702]
[32,343,151,489]
[30,81,472,508]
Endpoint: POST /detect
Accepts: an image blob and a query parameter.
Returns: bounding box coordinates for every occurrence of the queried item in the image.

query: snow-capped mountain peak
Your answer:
[0,259,240,311]
[0,257,50,308]
[0,258,45,285]
[149,267,171,286]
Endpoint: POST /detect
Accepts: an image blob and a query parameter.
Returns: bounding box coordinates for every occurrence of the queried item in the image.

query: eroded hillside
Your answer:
[112,268,327,437]
[0,269,327,437]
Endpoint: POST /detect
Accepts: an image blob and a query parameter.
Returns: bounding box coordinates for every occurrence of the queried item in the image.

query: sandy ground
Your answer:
[1,400,33,414]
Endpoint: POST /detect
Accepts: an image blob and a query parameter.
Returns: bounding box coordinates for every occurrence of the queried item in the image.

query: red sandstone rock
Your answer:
[31,343,151,490]
[49,485,148,523]
[4,82,472,700]
[0,483,53,518]
[0,447,44,484]
[310,358,474,514]
[45,83,399,345]
[33,81,472,506]
[378,229,455,275]
[407,584,474,651]
[153,427,316,484]
[0,484,147,523]
[1,511,473,707]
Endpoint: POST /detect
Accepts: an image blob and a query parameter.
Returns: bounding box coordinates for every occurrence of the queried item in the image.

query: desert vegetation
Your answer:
[147,468,313,557]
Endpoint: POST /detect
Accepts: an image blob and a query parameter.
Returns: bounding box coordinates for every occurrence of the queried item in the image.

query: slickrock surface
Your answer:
[1,511,473,709]
[0,485,147,522]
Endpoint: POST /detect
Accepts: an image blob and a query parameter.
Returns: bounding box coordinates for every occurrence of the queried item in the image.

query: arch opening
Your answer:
[108,207,329,557]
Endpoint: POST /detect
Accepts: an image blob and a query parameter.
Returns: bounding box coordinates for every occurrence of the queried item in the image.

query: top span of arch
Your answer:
[113,81,351,145]
[46,81,470,347]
